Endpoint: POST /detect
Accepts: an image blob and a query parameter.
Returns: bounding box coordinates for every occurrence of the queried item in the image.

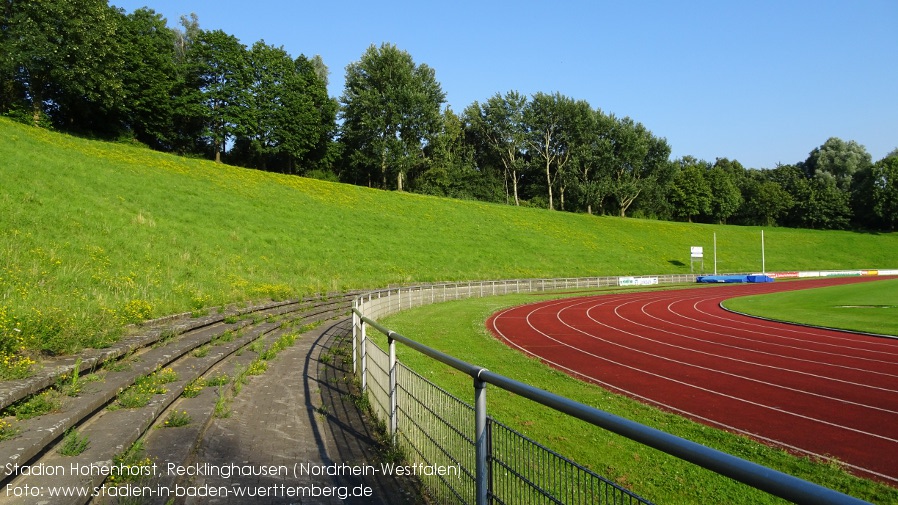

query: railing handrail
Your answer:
[350,272,884,505]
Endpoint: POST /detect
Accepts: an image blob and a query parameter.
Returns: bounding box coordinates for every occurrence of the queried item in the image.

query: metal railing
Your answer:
[350,276,872,505]
[354,275,695,321]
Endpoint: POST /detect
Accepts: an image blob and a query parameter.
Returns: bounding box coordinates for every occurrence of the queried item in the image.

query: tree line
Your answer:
[1,1,335,172]
[2,1,896,231]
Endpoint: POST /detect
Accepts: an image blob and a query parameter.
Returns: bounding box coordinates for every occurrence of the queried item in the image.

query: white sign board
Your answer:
[618,277,659,287]
[690,246,704,259]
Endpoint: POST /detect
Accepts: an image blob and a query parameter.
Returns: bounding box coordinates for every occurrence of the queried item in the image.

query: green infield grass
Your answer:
[723,277,898,336]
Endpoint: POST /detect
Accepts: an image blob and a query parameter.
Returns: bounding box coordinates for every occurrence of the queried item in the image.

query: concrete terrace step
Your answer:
[0,298,424,504]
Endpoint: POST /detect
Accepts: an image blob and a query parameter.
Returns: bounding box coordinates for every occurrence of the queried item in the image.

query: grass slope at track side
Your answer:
[2,117,897,361]
[724,278,898,336]
[375,290,898,505]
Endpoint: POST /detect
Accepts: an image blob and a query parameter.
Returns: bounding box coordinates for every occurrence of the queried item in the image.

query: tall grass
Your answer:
[1,116,896,367]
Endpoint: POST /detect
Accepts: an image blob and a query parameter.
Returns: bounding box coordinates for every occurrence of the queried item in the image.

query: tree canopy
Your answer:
[2,1,895,231]
[338,43,445,191]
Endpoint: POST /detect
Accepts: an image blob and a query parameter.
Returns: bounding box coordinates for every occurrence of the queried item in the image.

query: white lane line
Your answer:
[560,301,898,412]
[686,294,898,353]
[489,310,898,483]
[657,296,898,371]
[488,304,898,482]
[589,298,898,391]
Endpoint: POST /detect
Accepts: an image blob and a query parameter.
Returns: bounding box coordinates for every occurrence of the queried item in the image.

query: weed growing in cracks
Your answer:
[113,367,178,409]
[109,440,154,485]
[0,419,19,441]
[58,428,90,456]
[161,410,191,428]
[5,391,59,420]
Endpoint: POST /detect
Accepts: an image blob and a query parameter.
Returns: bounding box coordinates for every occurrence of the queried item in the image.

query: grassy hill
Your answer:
[2,116,896,372]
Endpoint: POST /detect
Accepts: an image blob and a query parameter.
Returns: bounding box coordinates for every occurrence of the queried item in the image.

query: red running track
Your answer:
[486,276,898,484]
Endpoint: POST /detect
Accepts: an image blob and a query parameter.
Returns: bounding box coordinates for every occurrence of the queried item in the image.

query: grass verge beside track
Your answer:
[374,288,898,505]
[723,277,898,336]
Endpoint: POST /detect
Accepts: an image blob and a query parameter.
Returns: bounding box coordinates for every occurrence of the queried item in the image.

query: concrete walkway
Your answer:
[177,318,423,505]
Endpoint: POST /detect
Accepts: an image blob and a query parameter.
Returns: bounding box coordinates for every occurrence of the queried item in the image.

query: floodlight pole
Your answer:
[761,230,766,274]
[713,233,718,275]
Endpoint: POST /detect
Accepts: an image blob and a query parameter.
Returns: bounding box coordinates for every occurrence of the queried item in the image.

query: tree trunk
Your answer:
[546,161,554,210]
[30,88,43,126]
[503,167,510,205]
[512,169,520,206]
[618,191,639,217]
[380,149,387,189]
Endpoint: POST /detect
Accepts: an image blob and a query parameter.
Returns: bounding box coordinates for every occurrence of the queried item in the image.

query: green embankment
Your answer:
[2,114,896,361]
[3,117,897,502]
[724,278,898,335]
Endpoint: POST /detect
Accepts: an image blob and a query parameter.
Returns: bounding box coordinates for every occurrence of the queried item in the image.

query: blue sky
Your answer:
[112,0,897,169]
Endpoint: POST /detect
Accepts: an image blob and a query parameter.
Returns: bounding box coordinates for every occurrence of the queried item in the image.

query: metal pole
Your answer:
[360,319,368,391]
[714,233,718,275]
[351,304,358,374]
[762,230,766,274]
[474,377,488,505]
[389,335,397,444]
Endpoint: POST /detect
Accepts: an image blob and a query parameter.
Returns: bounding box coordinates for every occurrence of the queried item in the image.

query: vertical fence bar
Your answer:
[351,303,358,374]
[361,318,368,391]
[474,377,488,505]
[389,335,398,444]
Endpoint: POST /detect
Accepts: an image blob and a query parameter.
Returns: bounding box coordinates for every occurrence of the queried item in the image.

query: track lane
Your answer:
[487,276,898,484]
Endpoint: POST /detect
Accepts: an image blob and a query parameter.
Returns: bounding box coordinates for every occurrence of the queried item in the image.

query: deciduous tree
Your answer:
[278,55,338,172]
[571,110,615,215]
[236,40,295,169]
[741,176,794,226]
[418,108,484,199]
[608,117,671,217]
[339,43,445,190]
[802,137,872,191]
[668,157,711,223]
[3,0,124,131]
[705,165,743,224]
[465,91,528,205]
[117,8,184,150]
[189,29,252,162]
[523,92,581,210]
[872,153,898,230]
